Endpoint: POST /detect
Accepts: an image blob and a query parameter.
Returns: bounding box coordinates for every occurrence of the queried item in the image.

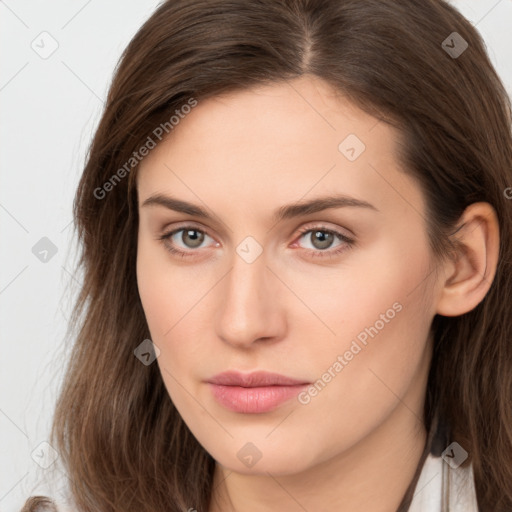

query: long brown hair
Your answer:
[21,0,512,510]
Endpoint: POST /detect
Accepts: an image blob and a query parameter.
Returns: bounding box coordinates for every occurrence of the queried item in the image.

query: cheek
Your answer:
[136,234,195,337]
[136,243,169,337]
[301,229,435,424]
[288,222,434,358]
[136,236,208,378]
[136,244,222,443]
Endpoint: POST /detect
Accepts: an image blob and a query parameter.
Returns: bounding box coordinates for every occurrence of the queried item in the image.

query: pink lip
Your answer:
[206,371,310,414]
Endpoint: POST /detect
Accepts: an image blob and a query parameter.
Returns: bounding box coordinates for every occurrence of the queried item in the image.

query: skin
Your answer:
[135,75,499,512]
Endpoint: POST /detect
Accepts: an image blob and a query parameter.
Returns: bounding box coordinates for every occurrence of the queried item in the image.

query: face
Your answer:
[136,75,440,476]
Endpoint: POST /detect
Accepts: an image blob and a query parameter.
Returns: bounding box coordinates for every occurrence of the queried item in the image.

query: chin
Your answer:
[209,440,320,476]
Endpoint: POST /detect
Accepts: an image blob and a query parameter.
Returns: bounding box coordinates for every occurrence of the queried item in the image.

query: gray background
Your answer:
[1,1,511,510]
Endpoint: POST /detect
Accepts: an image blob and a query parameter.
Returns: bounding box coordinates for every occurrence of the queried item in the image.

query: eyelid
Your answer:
[294,220,355,239]
[160,221,216,240]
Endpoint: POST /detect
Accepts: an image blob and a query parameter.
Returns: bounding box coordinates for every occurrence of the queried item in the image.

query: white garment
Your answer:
[408,453,479,511]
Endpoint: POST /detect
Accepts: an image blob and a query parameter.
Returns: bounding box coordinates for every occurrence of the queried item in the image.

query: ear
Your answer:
[436,202,500,317]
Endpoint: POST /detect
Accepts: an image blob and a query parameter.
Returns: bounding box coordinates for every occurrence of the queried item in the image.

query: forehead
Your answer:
[139,75,386,168]
[136,76,423,222]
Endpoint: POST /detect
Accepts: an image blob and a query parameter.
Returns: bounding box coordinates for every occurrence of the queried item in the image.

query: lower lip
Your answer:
[207,383,309,413]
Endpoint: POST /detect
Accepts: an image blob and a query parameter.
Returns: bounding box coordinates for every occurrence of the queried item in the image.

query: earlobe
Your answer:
[436,202,500,317]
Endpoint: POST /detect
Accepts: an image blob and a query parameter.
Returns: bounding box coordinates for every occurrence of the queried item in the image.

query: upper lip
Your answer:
[207,371,309,387]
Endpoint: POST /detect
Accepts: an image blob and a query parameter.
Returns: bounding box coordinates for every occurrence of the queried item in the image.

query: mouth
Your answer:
[206,371,310,414]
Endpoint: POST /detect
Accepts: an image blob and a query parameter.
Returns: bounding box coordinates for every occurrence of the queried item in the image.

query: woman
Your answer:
[21,0,512,510]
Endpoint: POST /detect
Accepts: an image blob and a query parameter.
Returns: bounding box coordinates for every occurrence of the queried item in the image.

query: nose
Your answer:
[215,248,287,349]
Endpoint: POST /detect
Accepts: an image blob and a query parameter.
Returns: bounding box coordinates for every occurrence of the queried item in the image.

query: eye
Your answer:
[157,224,355,260]
[293,225,354,258]
[158,226,217,258]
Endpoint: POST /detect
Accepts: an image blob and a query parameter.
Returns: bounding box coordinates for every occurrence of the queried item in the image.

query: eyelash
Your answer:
[157,224,355,260]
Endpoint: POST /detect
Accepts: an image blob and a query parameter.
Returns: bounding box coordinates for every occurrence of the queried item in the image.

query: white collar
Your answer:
[408,453,479,511]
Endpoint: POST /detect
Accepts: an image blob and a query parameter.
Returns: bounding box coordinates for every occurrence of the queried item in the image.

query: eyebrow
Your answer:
[141,193,378,223]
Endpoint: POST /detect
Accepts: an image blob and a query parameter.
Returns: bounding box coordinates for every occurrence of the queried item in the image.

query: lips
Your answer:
[207,370,309,387]
[206,371,310,414]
